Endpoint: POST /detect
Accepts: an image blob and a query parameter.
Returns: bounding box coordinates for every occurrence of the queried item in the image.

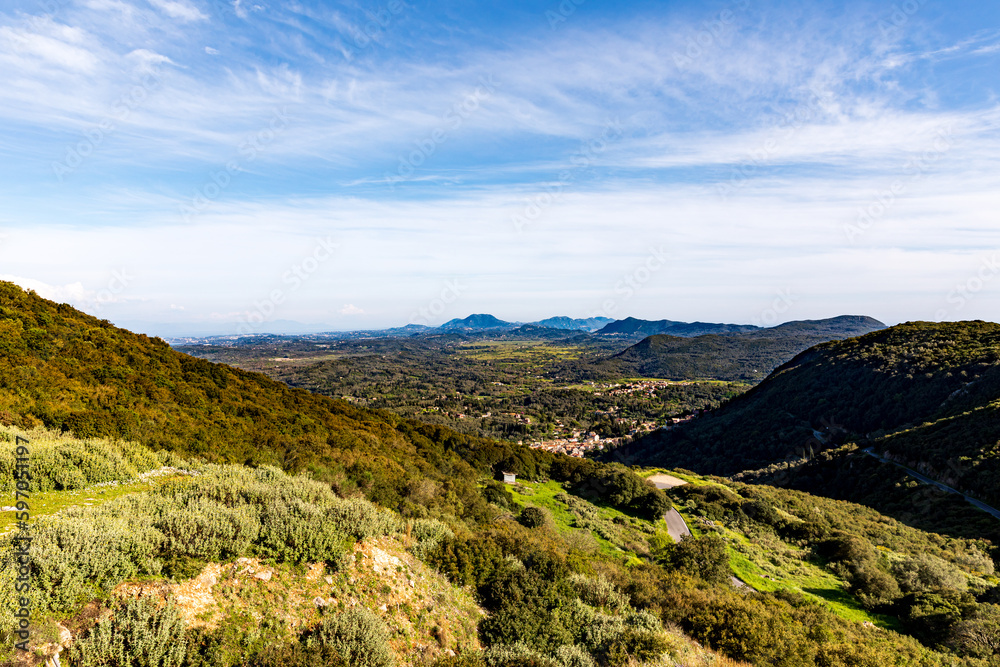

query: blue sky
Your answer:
[1,0,999,335]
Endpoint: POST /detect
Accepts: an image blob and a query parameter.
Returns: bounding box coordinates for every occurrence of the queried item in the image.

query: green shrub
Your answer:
[409,518,454,560]
[30,512,163,613]
[892,553,968,594]
[519,507,547,529]
[947,603,1000,658]
[302,608,395,667]
[256,498,351,564]
[661,535,732,584]
[0,428,167,494]
[567,574,629,614]
[326,496,403,540]
[552,644,595,667]
[483,481,514,509]
[481,643,559,667]
[65,597,187,667]
[155,497,259,561]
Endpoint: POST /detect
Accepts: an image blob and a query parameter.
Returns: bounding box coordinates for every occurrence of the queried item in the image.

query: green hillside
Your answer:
[5,430,997,666]
[561,315,885,382]
[614,320,1000,509]
[3,285,1000,666]
[0,281,671,522]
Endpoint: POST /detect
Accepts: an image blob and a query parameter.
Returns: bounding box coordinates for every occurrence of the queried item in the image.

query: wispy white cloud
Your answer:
[972,42,1000,55]
[2,2,999,329]
[146,0,207,22]
[0,17,99,73]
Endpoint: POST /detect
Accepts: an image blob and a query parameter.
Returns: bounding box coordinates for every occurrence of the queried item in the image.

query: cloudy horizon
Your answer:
[1,0,999,336]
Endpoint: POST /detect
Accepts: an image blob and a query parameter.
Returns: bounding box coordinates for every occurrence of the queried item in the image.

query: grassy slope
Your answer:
[506,479,668,561]
[637,468,996,630]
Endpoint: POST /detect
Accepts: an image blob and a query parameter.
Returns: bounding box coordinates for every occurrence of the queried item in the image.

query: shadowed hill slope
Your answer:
[560,315,885,381]
[613,321,1000,506]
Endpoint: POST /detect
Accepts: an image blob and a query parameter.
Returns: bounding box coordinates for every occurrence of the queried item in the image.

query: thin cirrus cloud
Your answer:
[0,0,998,334]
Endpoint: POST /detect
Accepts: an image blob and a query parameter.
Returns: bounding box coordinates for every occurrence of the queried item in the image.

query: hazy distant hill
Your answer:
[616,320,1000,506]
[438,314,614,331]
[595,317,760,337]
[611,315,885,380]
[532,316,614,331]
[440,313,515,329]
[557,315,885,381]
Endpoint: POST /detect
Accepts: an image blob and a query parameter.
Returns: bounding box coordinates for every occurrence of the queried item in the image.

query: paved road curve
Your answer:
[649,474,694,541]
[663,508,692,543]
[862,448,1000,522]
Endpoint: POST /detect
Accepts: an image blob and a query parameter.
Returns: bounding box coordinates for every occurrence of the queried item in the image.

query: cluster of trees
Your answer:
[209,336,745,442]
[425,510,989,667]
[746,443,1000,546]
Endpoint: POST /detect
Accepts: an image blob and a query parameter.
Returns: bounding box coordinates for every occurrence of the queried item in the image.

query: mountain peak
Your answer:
[440,314,514,329]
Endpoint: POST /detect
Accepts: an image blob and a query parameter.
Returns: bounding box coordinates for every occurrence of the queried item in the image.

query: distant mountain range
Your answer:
[595,317,759,337]
[440,313,515,329]
[439,314,614,332]
[162,313,884,348]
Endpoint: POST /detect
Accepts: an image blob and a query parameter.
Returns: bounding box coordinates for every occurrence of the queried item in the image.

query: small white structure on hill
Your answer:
[502,471,516,484]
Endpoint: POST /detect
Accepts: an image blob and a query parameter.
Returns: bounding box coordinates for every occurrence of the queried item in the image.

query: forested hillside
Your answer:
[556,315,885,382]
[613,321,1000,506]
[3,283,1000,666]
[0,281,669,520]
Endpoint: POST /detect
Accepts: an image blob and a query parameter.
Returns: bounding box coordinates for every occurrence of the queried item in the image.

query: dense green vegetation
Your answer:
[739,444,1000,546]
[658,476,1000,659]
[181,336,746,442]
[554,316,885,382]
[3,284,1000,665]
[615,321,1000,506]
[4,433,998,666]
[0,282,670,524]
